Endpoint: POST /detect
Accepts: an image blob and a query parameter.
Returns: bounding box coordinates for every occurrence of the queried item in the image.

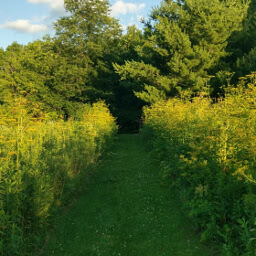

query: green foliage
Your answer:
[227,0,256,73]
[142,76,256,255]
[0,100,117,255]
[111,26,146,131]
[236,48,256,77]
[114,61,170,103]
[0,0,124,120]
[1,0,256,131]
[54,0,122,104]
[0,40,78,117]
[115,0,249,103]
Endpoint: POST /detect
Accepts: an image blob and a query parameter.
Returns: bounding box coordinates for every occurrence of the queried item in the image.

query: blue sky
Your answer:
[0,0,162,49]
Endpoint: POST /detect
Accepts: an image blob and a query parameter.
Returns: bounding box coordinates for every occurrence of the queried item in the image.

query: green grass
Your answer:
[42,134,218,256]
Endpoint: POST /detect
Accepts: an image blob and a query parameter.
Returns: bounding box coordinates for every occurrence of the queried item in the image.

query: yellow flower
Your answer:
[8,152,17,155]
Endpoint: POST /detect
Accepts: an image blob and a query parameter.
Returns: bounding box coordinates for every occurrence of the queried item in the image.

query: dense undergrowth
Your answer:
[0,100,117,255]
[142,75,256,255]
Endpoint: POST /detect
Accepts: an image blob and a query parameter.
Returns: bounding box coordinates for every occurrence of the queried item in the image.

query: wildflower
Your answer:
[8,152,17,155]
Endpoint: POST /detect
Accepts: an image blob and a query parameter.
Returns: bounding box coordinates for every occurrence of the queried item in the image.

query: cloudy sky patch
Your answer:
[27,0,65,13]
[0,0,160,49]
[27,0,66,17]
[0,19,48,34]
[111,1,146,16]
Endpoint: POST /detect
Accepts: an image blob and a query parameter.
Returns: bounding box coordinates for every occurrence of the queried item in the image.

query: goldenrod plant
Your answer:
[0,99,117,255]
[142,73,256,255]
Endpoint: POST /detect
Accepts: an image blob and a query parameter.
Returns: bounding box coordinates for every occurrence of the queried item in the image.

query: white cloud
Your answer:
[111,1,146,17]
[27,0,65,16]
[0,19,48,33]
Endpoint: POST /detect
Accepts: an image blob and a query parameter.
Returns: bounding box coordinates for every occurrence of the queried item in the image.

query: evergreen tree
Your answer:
[227,0,256,77]
[115,0,249,103]
[113,26,145,131]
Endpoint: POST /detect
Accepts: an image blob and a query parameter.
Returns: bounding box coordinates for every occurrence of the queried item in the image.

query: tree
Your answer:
[112,26,145,131]
[226,0,256,77]
[115,0,249,103]
[53,0,122,105]
[0,0,125,119]
[54,1,147,130]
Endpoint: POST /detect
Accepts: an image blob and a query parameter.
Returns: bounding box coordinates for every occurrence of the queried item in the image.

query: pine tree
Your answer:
[227,0,256,76]
[112,26,145,131]
[115,0,249,103]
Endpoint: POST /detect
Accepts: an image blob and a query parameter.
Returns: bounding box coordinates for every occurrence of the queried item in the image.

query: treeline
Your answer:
[0,0,144,131]
[1,0,256,131]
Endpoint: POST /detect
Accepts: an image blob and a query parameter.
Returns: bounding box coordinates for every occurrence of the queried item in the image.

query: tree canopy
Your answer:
[115,0,249,103]
[0,0,256,130]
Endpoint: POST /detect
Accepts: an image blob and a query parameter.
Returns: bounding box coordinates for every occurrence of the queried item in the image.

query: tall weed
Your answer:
[0,99,117,255]
[142,75,256,255]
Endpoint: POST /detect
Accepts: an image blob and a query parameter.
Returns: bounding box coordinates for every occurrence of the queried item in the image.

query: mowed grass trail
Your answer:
[43,135,218,256]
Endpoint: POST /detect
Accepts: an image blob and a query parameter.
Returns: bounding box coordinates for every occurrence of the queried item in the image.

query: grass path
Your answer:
[43,135,217,256]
